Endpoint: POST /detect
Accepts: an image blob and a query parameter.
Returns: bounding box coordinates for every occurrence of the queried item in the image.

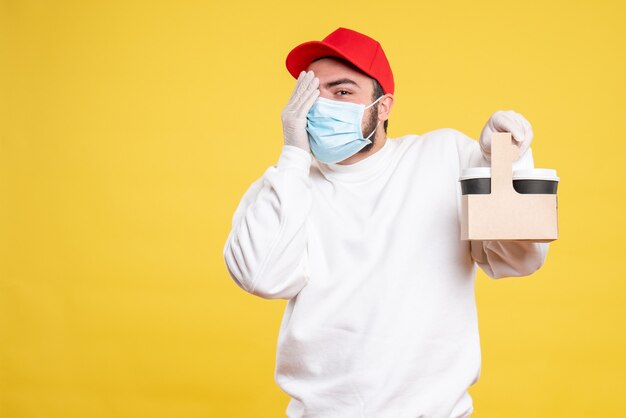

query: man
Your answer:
[223,27,549,418]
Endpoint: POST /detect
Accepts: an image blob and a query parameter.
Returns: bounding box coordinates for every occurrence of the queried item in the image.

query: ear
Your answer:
[377,94,394,122]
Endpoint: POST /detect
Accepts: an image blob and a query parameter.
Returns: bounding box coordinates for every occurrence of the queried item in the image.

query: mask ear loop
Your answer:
[363,95,385,139]
[364,121,381,140]
[364,95,385,110]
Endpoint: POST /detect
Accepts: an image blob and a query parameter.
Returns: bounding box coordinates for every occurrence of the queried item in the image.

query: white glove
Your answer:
[479,110,534,161]
[281,70,320,152]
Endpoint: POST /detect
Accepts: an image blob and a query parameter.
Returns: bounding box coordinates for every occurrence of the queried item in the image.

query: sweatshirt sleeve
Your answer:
[452,128,550,279]
[222,145,313,299]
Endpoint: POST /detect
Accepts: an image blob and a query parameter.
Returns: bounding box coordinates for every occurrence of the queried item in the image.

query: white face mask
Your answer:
[306,96,384,164]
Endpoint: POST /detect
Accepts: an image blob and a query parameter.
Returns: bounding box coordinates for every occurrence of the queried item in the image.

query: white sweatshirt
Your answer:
[223,128,549,418]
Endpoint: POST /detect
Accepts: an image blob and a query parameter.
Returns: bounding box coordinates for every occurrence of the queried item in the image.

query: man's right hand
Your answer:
[281,70,320,152]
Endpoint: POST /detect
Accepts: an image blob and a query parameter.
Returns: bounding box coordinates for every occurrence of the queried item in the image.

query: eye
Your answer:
[336,90,351,96]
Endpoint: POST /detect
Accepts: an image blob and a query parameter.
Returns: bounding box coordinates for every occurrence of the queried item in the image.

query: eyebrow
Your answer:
[324,78,360,89]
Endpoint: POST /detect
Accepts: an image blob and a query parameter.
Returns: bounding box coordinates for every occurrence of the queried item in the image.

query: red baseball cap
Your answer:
[285,27,395,94]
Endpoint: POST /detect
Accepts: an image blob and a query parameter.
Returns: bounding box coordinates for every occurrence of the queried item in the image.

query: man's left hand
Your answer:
[479,110,534,161]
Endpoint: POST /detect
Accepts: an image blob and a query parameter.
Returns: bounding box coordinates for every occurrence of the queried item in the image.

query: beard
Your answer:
[358,104,379,154]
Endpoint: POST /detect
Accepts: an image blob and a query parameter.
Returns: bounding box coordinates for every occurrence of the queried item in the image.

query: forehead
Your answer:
[306,58,373,90]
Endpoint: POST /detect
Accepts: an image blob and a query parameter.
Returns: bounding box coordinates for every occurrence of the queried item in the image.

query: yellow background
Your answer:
[1,0,625,417]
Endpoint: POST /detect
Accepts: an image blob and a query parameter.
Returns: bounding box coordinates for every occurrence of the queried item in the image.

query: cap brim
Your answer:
[286,41,356,79]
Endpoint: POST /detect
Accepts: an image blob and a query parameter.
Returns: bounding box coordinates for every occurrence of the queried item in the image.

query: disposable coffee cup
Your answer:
[459,167,491,195]
[513,169,559,194]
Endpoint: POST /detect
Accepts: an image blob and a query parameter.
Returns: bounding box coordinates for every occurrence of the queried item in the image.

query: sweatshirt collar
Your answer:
[315,138,394,182]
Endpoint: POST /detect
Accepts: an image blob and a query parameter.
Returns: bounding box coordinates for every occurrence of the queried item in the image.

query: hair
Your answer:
[310,56,389,133]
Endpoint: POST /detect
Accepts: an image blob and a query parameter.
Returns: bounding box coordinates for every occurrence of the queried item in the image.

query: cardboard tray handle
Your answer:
[490,132,520,196]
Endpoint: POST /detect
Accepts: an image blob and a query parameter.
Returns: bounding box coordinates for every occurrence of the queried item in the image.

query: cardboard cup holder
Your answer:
[460,132,559,242]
